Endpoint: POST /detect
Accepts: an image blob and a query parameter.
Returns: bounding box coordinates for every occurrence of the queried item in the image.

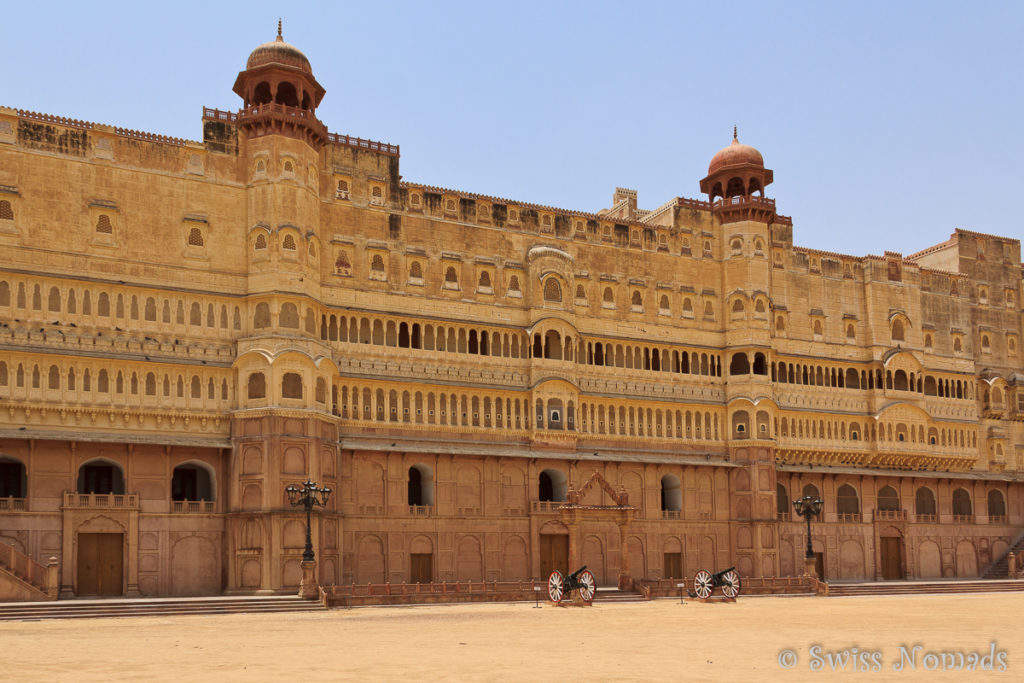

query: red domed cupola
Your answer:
[231,21,328,148]
[699,128,775,223]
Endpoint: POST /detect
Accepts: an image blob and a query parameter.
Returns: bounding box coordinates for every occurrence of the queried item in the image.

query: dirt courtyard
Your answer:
[3,593,1022,681]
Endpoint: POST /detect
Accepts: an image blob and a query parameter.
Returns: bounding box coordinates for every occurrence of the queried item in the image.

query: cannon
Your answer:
[691,566,741,599]
[547,565,597,604]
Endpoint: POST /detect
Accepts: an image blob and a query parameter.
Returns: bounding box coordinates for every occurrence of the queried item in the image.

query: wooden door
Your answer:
[410,553,433,583]
[77,533,124,596]
[881,537,903,580]
[663,552,682,579]
[814,552,825,581]
[539,534,568,579]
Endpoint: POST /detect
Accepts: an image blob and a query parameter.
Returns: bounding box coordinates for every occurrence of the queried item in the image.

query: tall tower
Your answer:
[226,26,340,594]
[701,130,779,577]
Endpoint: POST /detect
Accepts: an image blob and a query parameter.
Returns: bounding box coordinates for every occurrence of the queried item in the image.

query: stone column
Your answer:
[617,523,631,589]
[299,560,319,599]
[46,557,59,601]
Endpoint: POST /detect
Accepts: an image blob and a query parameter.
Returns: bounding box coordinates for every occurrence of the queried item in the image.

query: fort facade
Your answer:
[0,29,1021,599]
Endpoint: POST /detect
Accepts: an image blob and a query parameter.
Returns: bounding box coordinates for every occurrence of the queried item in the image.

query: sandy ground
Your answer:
[3,593,1022,682]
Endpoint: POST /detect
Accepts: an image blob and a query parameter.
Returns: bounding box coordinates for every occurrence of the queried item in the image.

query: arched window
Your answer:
[96,214,113,234]
[77,459,125,495]
[253,302,270,329]
[479,271,492,289]
[802,484,820,500]
[877,485,899,511]
[281,373,303,399]
[538,469,567,502]
[172,463,214,501]
[371,254,385,273]
[187,227,204,247]
[846,324,855,340]
[247,372,266,399]
[445,267,458,285]
[776,316,786,332]
[776,482,789,517]
[410,261,423,279]
[254,233,267,250]
[988,490,1006,520]
[891,319,905,342]
[508,275,521,293]
[837,484,859,515]
[0,456,27,498]
[729,353,750,375]
[0,200,13,221]
[631,291,643,309]
[660,474,681,512]
[731,299,745,314]
[915,487,936,517]
[279,302,299,328]
[282,234,297,251]
[952,488,972,517]
[543,278,561,302]
[407,464,435,506]
[603,287,614,303]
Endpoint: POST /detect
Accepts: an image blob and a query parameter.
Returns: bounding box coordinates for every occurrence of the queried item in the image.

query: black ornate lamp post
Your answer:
[285,479,332,562]
[285,479,332,599]
[793,495,823,576]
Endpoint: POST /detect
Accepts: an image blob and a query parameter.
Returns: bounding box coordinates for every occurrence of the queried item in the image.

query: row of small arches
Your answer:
[776,416,976,448]
[0,455,215,501]
[0,280,242,333]
[335,385,535,430]
[578,403,722,440]
[0,360,229,403]
[780,482,1005,519]
[245,372,328,404]
[773,361,975,399]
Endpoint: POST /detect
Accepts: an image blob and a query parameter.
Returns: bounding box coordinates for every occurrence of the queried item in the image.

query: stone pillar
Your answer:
[803,556,817,579]
[617,523,631,589]
[46,557,59,601]
[298,560,319,599]
[1008,552,1017,579]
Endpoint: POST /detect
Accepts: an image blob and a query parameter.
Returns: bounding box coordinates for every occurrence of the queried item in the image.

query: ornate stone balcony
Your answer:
[62,491,138,509]
[0,497,26,511]
[172,500,215,514]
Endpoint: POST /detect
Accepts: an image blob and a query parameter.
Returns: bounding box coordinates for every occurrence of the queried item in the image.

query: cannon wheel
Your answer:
[547,570,564,602]
[577,569,596,604]
[693,569,713,599]
[721,569,741,598]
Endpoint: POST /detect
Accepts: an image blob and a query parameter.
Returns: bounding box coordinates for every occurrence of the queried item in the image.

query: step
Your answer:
[0,595,326,621]
[826,579,1024,597]
[594,588,647,603]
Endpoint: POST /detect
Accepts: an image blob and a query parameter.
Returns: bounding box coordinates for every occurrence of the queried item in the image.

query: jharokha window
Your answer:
[96,214,113,234]
[543,278,561,302]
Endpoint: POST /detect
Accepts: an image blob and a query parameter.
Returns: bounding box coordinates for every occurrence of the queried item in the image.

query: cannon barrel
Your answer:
[567,565,589,580]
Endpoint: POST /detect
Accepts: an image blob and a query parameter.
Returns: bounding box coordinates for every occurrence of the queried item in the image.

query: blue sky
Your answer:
[6,1,1022,257]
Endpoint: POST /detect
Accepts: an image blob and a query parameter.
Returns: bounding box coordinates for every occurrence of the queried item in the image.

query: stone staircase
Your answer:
[594,586,647,603]
[0,543,55,602]
[827,579,1024,598]
[0,595,328,621]
[981,532,1024,579]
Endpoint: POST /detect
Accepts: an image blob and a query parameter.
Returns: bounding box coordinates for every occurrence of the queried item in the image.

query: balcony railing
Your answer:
[408,505,433,516]
[915,513,937,524]
[662,510,681,520]
[63,491,138,509]
[531,500,564,513]
[989,515,1008,524]
[952,514,974,524]
[874,509,908,521]
[172,500,215,514]
[836,513,861,523]
[0,497,26,511]
[777,511,792,522]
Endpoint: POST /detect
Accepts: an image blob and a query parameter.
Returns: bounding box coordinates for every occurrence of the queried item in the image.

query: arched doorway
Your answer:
[878,528,904,580]
[538,520,569,579]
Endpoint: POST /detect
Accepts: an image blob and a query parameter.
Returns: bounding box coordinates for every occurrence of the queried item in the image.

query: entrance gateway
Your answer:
[77,533,124,596]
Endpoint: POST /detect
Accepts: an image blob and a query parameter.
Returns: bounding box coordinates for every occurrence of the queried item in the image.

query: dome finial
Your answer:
[733,125,738,142]
[277,18,283,41]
